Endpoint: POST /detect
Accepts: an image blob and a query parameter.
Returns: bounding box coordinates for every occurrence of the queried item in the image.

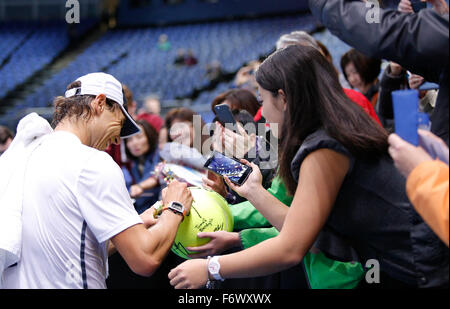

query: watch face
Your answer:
[209,262,220,274]
[170,202,184,213]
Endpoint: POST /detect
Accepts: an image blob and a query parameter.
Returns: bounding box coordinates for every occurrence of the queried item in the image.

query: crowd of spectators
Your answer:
[0,0,448,290]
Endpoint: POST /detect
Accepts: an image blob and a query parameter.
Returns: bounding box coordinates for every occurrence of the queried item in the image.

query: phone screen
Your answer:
[204,152,252,185]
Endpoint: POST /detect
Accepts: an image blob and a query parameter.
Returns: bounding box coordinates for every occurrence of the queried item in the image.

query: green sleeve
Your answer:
[231,176,292,247]
[239,227,280,249]
[267,175,294,206]
[230,176,293,230]
[230,201,271,230]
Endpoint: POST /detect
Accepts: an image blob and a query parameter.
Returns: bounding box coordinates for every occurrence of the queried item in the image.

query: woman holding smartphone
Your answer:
[168,45,448,289]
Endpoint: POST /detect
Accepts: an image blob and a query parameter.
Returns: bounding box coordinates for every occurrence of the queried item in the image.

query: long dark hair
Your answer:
[256,45,388,195]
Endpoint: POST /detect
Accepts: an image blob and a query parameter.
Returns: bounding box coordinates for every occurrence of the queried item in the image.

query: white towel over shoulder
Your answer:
[0,113,53,286]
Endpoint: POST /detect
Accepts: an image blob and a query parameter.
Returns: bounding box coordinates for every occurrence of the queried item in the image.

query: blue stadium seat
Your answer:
[0,22,69,99]
[2,14,330,124]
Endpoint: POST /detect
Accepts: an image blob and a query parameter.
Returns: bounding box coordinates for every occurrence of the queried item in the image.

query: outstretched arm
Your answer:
[308,0,449,80]
[169,149,350,288]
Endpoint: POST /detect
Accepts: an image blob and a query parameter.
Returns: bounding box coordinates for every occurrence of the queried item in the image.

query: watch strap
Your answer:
[161,201,186,219]
[208,256,225,281]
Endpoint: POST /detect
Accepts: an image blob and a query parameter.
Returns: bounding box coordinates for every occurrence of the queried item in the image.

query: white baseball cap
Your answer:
[64,72,141,138]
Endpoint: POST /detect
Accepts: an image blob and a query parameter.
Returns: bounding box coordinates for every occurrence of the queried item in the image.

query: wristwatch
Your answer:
[162,201,186,220]
[207,256,225,282]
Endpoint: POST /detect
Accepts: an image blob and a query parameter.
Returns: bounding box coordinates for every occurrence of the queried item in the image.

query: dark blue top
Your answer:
[129,150,161,214]
[308,0,448,144]
[290,129,449,288]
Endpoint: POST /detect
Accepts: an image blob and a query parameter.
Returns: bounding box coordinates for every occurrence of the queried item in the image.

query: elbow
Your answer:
[131,256,161,277]
[277,237,305,269]
[282,250,304,270]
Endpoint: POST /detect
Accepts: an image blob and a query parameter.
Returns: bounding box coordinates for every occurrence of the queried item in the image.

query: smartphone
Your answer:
[392,89,419,146]
[204,151,253,186]
[214,104,240,135]
[411,0,427,12]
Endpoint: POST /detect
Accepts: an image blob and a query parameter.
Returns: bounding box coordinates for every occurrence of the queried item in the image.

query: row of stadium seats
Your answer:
[3,14,316,117]
[0,22,69,99]
[1,15,354,128]
[108,15,317,102]
[188,29,352,108]
[0,23,34,64]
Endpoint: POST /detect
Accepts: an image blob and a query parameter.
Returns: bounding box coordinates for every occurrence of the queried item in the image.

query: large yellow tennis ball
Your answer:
[171,187,234,259]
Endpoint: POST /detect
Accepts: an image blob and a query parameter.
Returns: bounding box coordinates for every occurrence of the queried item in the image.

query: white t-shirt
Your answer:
[2,131,143,289]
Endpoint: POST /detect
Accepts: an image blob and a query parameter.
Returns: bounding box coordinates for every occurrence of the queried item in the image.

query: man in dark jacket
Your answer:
[308,0,449,144]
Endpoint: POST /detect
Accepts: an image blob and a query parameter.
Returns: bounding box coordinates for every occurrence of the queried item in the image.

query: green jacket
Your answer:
[230,176,364,289]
